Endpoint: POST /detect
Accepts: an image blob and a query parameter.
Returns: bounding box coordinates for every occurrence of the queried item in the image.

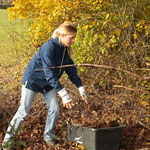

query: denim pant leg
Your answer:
[3,85,35,143]
[42,89,59,141]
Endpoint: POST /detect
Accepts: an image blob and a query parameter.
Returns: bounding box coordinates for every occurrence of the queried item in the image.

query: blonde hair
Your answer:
[52,22,77,57]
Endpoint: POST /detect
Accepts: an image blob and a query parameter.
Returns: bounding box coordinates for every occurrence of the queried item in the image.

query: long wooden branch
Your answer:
[35,63,150,81]
[113,85,149,93]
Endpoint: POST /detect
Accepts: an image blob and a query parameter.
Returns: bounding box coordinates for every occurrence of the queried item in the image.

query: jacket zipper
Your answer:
[43,47,66,93]
[57,47,66,77]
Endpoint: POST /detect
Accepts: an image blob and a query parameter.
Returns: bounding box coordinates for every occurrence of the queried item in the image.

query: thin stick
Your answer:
[139,120,150,130]
[35,63,150,81]
[113,85,149,93]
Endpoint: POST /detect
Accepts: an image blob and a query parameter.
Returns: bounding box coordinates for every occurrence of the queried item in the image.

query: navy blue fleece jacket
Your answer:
[22,38,82,93]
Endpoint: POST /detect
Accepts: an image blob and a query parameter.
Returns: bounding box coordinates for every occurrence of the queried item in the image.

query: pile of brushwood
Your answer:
[0,68,149,150]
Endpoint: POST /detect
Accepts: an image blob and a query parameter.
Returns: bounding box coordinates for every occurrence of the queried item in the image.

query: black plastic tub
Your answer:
[67,123,125,150]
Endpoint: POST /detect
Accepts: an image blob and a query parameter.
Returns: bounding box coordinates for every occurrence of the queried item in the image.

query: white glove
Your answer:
[58,88,72,104]
[78,86,87,98]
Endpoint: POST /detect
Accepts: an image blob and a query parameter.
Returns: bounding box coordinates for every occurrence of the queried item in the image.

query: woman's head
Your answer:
[52,22,77,47]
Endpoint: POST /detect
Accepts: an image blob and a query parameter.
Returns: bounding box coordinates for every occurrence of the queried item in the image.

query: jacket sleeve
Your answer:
[65,55,83,88]
[40,43,63,92]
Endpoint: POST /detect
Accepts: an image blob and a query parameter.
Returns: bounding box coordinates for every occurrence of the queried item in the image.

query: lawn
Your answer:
[0,9,27,67]
[0,9,27,47]
[0,9,10,49]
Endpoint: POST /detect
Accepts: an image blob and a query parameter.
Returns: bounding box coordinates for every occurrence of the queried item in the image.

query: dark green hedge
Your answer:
[0,4,12,9]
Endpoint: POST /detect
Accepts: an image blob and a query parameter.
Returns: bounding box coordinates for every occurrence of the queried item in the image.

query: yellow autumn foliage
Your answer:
[3,0,150,98]
[7,0,108,45]
[7,0,79,45]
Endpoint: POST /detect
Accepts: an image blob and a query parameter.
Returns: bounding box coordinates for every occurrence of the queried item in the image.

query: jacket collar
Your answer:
[47,37,66,49]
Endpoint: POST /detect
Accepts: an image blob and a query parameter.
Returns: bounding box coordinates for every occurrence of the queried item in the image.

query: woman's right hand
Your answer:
[58,88,73,108]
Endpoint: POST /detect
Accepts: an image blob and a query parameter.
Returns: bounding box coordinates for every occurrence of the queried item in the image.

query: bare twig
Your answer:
[35,63,150,81]
[135,68,150,71]
[113,85,149,93]
[139,120,150,130]
[138,110,150,130]
[123,0,128,24]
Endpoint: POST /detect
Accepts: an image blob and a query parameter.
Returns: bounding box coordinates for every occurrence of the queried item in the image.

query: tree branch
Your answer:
[113,85,149,93]
[139,120,150,130]
[35,63,150,81]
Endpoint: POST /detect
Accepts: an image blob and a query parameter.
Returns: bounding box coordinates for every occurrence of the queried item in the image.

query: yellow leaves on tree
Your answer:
[7,0,107,46]
[7,0,83,45]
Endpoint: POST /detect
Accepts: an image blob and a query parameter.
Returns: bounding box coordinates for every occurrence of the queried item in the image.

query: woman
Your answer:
[3,22,87,148]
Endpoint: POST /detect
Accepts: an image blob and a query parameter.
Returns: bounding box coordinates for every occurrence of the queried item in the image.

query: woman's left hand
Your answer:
[78,86,88,104]
[81,96,88,104]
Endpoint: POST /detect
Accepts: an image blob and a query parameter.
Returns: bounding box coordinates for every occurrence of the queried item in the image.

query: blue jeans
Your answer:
[3,84,59,143]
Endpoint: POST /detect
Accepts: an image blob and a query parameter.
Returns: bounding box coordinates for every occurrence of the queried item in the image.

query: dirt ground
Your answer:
[0,77,149,150]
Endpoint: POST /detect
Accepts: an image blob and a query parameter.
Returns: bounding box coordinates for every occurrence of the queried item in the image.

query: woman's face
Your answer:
[61,33,76,47]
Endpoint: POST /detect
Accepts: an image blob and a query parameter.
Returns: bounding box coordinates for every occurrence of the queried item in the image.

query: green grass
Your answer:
[0,9,10,48]
[0,9,25,48]
[0,9,27,67]
[0,9,29,90]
